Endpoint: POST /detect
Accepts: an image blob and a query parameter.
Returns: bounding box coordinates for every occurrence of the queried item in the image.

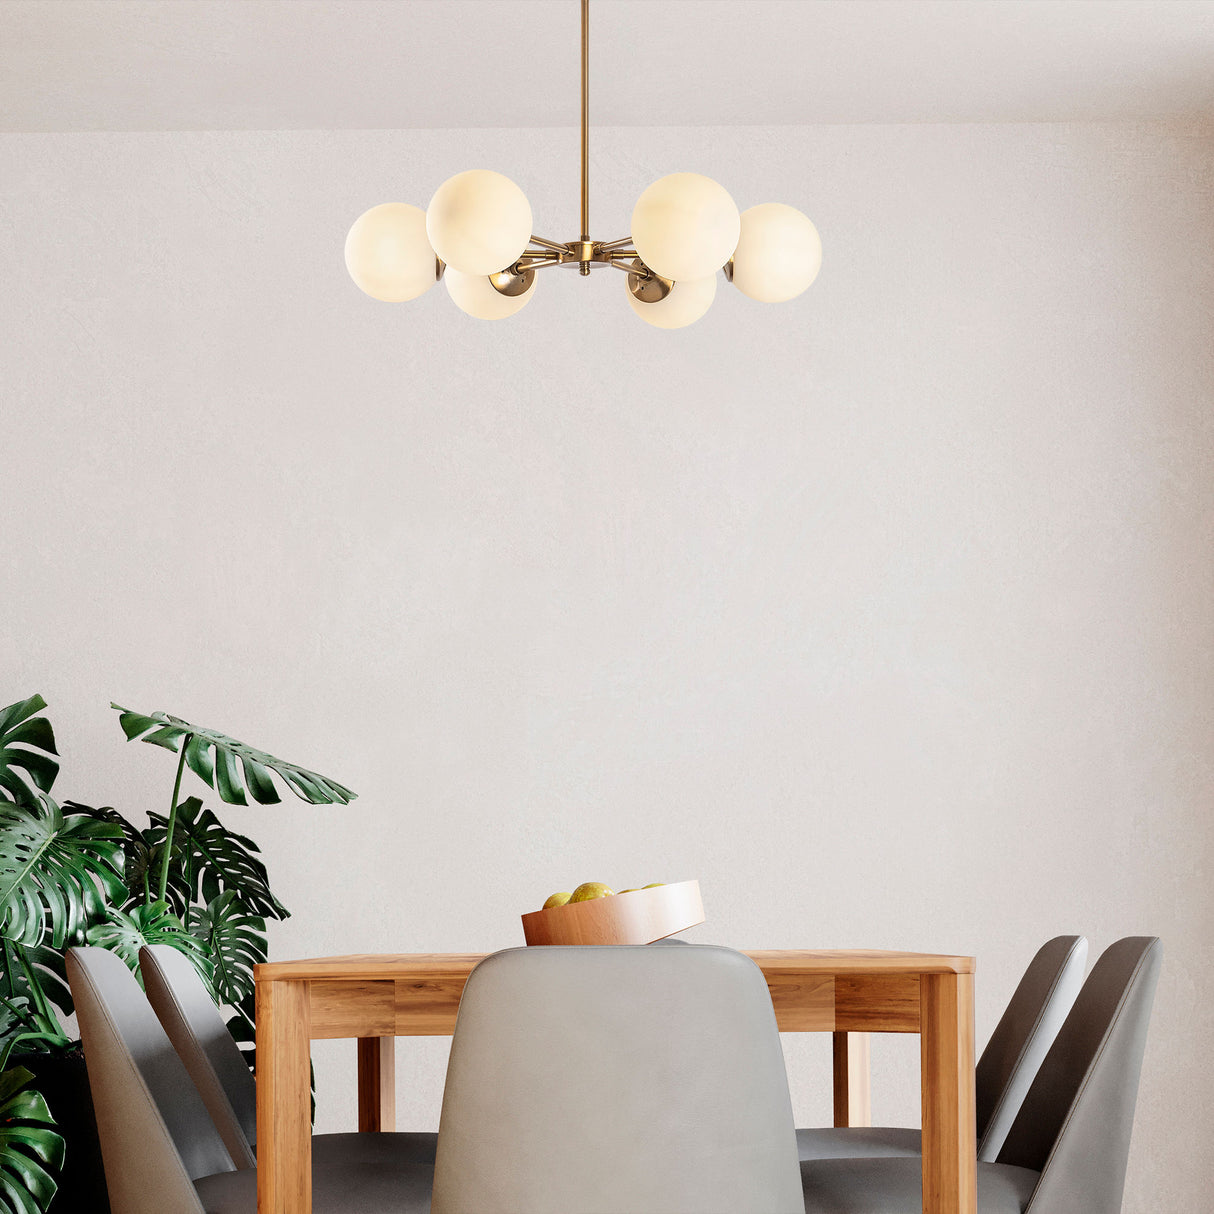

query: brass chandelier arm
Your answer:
[527,234,571,254]
[509,231,640,268]
[509,235,645,277]
[514,256,565,272]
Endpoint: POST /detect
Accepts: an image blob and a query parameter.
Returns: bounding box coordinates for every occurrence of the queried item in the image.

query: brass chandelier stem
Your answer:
[579,0,590,274]
[491,0,666,299]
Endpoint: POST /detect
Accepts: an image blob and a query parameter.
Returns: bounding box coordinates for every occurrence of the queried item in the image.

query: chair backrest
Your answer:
[66,947,234,1214]
[140,944,258,1168]
[975,934,1088,1160]
[997,936,1162,1214]
[431,943,803,1214]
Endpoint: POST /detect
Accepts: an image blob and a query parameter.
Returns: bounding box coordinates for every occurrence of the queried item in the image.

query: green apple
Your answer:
[542,891,572,910]
[642,883,665,889]
[569,882,615,902]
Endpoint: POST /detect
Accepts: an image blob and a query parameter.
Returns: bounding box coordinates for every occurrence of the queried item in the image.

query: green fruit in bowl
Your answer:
[542,891,572,910]
[617,888,638,894]
[642,883,665,889]
[569,882,615,902]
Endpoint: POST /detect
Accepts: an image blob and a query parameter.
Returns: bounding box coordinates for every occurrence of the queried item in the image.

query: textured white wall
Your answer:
[2,121,1211,1211]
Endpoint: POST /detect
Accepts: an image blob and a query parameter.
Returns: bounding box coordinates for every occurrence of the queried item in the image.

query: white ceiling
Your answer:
[3,0,1214,132]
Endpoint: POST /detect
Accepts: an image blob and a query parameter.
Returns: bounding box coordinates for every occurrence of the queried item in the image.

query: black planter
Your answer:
[13,1048,110,1214]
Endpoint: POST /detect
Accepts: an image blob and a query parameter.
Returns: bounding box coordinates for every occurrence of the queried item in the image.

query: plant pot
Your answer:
[13,1048,110,1214]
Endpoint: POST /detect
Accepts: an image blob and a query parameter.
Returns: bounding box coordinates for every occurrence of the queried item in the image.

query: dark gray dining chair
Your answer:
[67,947,433,1214]
[139,944,437,1171]
[431,942,804,1214]
[800,936,1162,1214]
[798,934,1088,1163]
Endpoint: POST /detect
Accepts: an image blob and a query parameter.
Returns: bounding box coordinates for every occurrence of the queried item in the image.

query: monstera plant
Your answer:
[0,695,355,1213]
[94,703,353,1054]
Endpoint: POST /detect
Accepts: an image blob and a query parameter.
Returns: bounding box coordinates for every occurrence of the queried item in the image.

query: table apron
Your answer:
[308,977,471,1039]
[835,974,921,1032]
[303,970,922,1039]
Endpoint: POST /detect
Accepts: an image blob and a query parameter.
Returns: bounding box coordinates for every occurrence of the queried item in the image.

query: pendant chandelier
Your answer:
[344,0,822,328]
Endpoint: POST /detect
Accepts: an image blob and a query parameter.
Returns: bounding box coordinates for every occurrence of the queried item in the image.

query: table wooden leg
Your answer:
[832,1032,872,1127]
[357,1037,396,1132]
[257,979,312,1214]
[920,973,976,1214]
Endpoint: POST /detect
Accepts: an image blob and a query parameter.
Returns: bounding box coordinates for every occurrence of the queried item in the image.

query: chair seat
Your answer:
[195,1158,433,1214]
[801,1156,1039,1214]
[797,1126,922,1161]
[312,1131,438,1166]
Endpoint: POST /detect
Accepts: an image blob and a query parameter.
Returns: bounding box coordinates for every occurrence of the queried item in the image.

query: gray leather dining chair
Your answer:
[800,936,1162,1214]
[139,944,438,1170]
[67,947,433,1214]
[797,934,1088,1163]
[431,942,804,1214]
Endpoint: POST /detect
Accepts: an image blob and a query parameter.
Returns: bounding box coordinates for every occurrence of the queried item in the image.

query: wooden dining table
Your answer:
[254,948,976,1214]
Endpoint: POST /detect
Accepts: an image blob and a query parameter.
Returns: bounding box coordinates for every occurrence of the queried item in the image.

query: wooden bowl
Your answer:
[521,880,704,946]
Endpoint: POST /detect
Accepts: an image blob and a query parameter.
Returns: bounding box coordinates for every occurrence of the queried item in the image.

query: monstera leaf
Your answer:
[0,992,69,1072]
[0,995,67,1073]
[0,795,126,948]
[0,944,73,1068]
[0,943,71,1027]
[62,802,151,900]
[0,1066,63,1214]
[146,798,288,921]
[0,697,58,807]
[0,1001,36,1071]
[187,892,266,1008]
[111,705,356,806]
[85,901,213,991]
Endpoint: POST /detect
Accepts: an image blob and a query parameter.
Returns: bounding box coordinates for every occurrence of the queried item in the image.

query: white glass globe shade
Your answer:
[630,173,740,282]
[445,268,536,320]
[730,203,822,302]
[426,170,532,276]
[344,203,438,302]
[626,273,715,329]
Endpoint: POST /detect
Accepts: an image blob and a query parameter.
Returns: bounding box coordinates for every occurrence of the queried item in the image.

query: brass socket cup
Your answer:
[488,266,537,297]
[626,258,673,303]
